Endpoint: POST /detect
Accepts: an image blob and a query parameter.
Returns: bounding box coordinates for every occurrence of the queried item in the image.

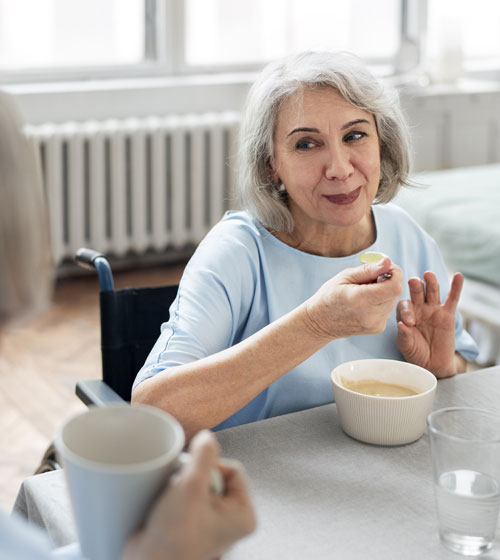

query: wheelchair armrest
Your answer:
[76,379,127,407]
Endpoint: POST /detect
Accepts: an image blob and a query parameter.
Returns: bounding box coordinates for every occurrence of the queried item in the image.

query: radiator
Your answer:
[25,112,242,266]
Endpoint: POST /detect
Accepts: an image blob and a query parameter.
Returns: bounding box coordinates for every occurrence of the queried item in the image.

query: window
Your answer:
[1,0,499,86]
[427,0,500,72]
[184,0,400,69]
[0,0,145,71]
[0,0,402,83]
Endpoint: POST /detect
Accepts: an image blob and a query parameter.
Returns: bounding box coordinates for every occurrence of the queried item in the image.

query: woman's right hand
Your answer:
[122,430,256,560]
[304,257,403,340]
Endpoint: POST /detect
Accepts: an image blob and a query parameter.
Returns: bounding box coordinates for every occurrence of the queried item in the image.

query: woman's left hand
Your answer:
[396,271,464,378]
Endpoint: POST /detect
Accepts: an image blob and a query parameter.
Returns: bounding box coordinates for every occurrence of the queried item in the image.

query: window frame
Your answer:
[1,0,499,87]
[0,0,166,85]
[0,0,419,85]
[0,0,274,85]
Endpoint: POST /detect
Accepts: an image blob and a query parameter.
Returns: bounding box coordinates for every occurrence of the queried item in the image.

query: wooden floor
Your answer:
[0,262,185,512]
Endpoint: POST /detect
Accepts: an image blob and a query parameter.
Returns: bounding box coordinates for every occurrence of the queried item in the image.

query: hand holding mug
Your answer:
[55,405,255,560]
[123,430,256,560]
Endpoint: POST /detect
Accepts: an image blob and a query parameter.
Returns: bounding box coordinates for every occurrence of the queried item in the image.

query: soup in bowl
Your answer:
[331,359,437,446]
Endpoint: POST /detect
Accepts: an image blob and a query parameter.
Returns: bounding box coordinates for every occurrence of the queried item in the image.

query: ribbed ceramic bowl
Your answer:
[331,359,437,446]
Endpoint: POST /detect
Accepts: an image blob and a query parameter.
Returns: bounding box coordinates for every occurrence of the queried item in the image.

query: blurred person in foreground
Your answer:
[133,51,478,438]
[0,90,255,560]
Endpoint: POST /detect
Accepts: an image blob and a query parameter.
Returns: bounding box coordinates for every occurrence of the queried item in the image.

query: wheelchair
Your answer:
[74,248,179,405]
[35,248,179,474]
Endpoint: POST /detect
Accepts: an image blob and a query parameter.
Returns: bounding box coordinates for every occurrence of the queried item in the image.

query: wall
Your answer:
[400,80,500,172]
[10,76,500,173]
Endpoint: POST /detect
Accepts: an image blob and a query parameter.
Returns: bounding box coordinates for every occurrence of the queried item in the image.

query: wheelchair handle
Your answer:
[75,248,105,269]
[75,248,114,292]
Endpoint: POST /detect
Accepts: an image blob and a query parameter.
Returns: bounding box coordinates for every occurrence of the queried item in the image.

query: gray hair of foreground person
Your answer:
[0,90,53,327]
[237,50,412,232]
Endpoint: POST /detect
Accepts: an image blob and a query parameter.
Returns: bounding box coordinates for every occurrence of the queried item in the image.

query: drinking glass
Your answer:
[427,407,500,556]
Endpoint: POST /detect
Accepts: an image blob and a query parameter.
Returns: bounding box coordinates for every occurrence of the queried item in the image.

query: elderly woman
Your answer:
[132,51,478,438]
[0,91,254,560]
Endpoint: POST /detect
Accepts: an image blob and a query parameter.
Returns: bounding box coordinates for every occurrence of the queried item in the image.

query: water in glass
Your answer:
[436,469,500,556]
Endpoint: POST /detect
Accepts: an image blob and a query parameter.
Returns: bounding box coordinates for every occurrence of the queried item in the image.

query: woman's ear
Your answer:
[267,159,280,184]
[270,171,280,184]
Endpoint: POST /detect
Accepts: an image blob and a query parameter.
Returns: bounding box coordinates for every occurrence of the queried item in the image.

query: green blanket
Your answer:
[394,164,500,287]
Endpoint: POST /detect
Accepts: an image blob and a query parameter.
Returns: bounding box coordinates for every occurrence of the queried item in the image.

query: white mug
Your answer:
[55,404,221,560]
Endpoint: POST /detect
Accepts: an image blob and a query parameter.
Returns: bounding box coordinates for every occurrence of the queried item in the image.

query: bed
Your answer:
[394,164,500,365]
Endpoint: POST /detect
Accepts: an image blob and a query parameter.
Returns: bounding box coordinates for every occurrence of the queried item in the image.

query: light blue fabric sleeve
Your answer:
[0,512,87,560]
[133,214,266,387]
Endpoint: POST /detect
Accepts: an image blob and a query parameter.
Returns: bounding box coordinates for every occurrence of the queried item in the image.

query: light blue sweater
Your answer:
[134,203,478,430]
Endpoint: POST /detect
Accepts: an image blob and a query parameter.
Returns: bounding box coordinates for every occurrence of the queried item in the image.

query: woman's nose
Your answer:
[324,146,354,181]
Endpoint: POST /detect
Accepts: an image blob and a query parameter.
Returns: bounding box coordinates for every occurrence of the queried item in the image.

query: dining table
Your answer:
[13,365,500,559]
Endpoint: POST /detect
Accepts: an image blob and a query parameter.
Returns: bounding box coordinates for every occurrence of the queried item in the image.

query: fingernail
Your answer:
[376,258,391,269]
[403,311,414,324]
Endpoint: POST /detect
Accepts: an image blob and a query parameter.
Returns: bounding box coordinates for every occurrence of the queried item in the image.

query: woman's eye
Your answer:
[344,131,367,142]
[295,139,316,150]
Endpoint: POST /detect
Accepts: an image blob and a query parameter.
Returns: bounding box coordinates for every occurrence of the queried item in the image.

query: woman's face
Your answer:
[272,87,381,235]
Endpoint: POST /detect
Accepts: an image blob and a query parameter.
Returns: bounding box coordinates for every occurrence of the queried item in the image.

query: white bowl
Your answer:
[331,359,437,446]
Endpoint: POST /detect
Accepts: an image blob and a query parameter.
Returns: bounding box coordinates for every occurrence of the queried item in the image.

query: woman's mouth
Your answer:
[323,186,362,205]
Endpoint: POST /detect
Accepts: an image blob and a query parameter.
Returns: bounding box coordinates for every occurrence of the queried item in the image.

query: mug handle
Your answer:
[177,452,225,496]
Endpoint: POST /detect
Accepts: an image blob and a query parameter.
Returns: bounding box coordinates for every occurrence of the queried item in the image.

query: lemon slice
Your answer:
[359,251,387,264]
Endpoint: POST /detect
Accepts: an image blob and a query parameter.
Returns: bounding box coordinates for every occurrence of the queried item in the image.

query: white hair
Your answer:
[237,50,412,231]
[0,90,53,327]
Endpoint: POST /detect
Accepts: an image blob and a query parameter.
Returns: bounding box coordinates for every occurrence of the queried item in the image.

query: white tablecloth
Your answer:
[13,366,500,559]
